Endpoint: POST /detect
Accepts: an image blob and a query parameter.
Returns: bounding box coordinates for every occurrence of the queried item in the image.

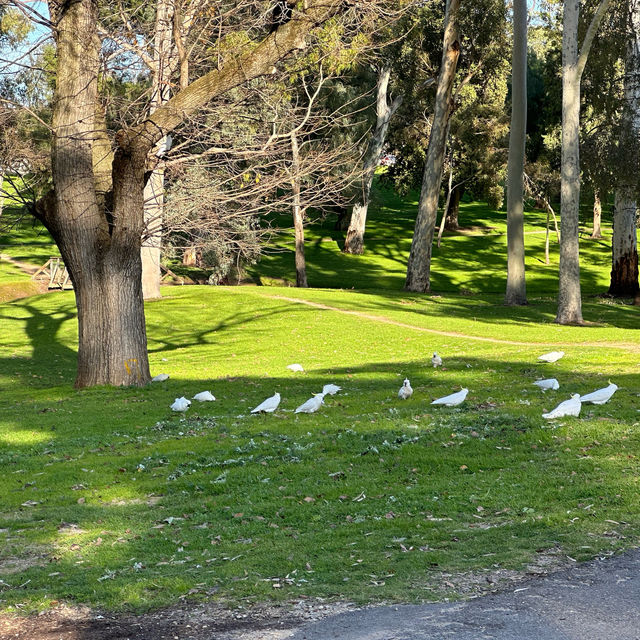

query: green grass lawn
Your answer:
[0,181,638,615]
[1,285,639,614]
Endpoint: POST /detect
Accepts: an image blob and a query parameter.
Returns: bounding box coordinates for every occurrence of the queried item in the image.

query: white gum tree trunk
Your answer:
[343,66,402,255]
[505,0,528,305]
[611,0,640,297]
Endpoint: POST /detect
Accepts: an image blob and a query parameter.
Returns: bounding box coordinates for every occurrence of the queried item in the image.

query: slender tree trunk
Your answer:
[505,0,528,305]
[611,0,640,296]
[291,132,308,287]
[0,171,4,218]
[556,0,611,324]
[141,0,174,300]
[591,190,602,239]
[405,0,461,292]
[344,66,402,254]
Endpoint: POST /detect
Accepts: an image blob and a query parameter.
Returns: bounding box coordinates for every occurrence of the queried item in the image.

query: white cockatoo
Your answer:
[580,383,618,405]
[193,391,216,402]
[533,378,560,391]
[287,364,305,372]
[152,373,170,382]
[431,388,468,407]
[398,378,413,399]
[431,352,443,368]
[295,393,325,414]
[170,396,191,412]
[538,351,565,363]
[322,383,341,395]
[542,394,581,419]
[251,392,281,413]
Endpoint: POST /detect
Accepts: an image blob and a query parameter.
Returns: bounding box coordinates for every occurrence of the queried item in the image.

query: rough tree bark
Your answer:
[505,0,527,306]
[556,0,611,324]
[404,0,460,293]
[290,132,308,287]
[343,66,402,254]
[38,0,349,388]
[610,0,640,297]
[445,183,463,230]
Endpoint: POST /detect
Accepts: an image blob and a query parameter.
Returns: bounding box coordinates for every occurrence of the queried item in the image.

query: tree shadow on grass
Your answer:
[0,357,639,616]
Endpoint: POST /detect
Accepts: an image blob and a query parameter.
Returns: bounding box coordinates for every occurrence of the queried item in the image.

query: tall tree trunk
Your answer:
[610,0,640,297]
[343,66,402,254]
[405,0,461,293]
[590,190,602,239]
[505,0,528,306]
[39,0,349,387]
[141,0,174,300]
[290,132,308,287]
[556,0,611,324]
[44,0,150,387]
[0,171,4,218]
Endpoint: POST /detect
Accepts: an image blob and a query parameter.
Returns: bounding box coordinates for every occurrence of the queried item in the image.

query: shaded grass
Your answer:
[1,286,639,613]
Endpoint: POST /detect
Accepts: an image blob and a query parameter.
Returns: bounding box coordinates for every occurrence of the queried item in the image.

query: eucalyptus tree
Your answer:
[505,0,528,306]
[610,0,640,297]
[28,0,395,388]
[556,0,612,325]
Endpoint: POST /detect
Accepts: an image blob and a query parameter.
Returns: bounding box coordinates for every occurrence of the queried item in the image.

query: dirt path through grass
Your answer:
[255,292,640,353]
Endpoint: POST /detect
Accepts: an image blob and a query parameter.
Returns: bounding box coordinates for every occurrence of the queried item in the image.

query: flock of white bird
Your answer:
[159,349,618,419]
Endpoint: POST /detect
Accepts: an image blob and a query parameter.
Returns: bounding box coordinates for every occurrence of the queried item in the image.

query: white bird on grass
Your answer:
[152,373,170,382]
[542,394,581,419]
[533,378,560,391]
[431,352,443,368]
[538,351,565,363]
[431,388,468,407]
[295,393,325,414]
[398,378,413,400]
[170,397,191,412]
[322,383,341,396]
[193,391,216,402]
[251,392,281,413]
[580,382,618,405]
[287,364,304,372]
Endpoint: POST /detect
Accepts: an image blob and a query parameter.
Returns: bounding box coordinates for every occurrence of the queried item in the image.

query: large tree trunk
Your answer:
[556,0,611,324]
[505,0,528,306]
[343,66,402,254]
[43,0,150,387]
[404,0,460,293]
[290,132,308,287]
[40,0,349,387]
[610,0,640,297]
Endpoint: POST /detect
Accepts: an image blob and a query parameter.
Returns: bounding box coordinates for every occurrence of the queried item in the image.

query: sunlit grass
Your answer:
[0,285,639,613]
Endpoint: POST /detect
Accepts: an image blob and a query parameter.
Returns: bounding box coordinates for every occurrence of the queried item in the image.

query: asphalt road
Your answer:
[289,549,640,640]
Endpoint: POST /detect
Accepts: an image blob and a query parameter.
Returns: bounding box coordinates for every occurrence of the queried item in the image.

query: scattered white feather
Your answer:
[542,394,581,419]
[431,388,468,407]
[251,392,281,414]
[538,351,565,363]
[170,397,191,412]
[533,378,560,391]
[322,383,341,395]
[295,394,325,414]
[398,378,413,400]
[152,373,170,382]
[580,383,618,405]
[431,352,443,368]
[287,364,305,372]
[193,391,216,402]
